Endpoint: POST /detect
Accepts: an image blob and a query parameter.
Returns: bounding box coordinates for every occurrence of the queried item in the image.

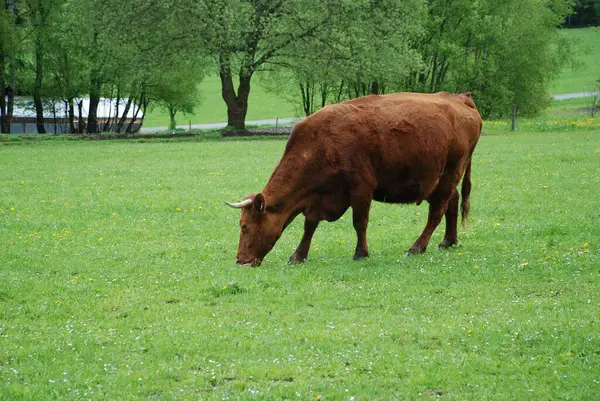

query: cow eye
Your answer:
[241,225,248,233]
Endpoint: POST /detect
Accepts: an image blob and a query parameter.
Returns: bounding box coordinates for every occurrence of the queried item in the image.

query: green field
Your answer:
[551,27,600,95]
[1,126,599,400]
[143,75,298,128]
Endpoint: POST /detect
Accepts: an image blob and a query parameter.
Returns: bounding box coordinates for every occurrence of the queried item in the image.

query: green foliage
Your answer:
[0,0,590,130]
[1,129,599,399]
[261,0,577,119]
[260,0,425,115]
[149,59,207,130]
[412,0,576,119]
[1,0,212,133]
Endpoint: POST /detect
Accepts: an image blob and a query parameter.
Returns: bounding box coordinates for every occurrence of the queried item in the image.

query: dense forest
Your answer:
[0,0,593,133]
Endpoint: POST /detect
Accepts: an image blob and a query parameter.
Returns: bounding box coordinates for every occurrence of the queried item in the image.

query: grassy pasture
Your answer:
[142,75,298,128]
[551,27,600,95]
[1,128,599,400]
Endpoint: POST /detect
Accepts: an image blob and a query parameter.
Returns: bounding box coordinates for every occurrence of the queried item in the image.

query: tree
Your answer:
[256,0,425,117]
[199,0,332,130]
[149,59,207,130]
[564,0,600,26]
[410,0,575,119]
[0,0,21,133]
[52,0,206,133]
[22,0,65,133]
[587,78,600,116]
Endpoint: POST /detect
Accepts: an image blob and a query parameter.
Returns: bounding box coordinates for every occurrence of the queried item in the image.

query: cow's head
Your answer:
[226,193,281,267]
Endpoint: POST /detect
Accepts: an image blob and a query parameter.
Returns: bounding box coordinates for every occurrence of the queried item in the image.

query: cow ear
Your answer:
[253,193,266,213]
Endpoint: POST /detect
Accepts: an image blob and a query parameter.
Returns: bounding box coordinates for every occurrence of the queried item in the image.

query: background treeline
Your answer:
[0,0,587,133]
[563,0,600,26]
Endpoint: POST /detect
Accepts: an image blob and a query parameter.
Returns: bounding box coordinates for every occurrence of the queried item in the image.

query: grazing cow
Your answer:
[227,91,482,267]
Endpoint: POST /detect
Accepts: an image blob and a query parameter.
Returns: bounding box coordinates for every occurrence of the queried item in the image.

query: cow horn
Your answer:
[225,199,253,209]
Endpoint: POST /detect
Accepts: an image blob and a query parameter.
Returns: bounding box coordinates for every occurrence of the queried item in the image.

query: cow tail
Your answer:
[460,158,472,230]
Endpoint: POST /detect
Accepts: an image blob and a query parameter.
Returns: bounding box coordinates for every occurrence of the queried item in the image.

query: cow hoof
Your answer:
[438,239,457,249]
[406,246,425,256]
[288,254,306,264]
[353,250,369,260]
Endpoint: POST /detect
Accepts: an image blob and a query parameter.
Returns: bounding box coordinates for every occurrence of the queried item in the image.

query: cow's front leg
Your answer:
[288,218,319,264]
[351,195,372,260]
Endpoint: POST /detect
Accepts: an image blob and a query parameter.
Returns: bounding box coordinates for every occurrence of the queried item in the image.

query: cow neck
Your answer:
[262,166,310,230]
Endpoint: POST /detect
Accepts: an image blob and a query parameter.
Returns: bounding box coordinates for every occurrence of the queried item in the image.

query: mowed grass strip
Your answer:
[0,130,599,400]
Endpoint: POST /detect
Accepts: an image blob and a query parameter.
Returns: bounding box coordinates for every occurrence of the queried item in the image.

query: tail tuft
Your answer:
[460,159,472,230]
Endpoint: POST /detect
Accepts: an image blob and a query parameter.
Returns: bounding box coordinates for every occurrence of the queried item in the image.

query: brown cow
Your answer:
[227,91,482,267]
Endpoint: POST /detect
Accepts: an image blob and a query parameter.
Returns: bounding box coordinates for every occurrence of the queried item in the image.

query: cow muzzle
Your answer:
[236,257,263,268]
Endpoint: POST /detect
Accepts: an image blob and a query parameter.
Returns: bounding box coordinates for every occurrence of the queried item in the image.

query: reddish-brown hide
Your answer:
[227,92,482,267]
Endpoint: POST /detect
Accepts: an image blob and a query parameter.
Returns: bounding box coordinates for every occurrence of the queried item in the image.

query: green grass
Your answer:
[551,27,600,95]
[1,128,599,400]
[143,75,298,128]
[484,98,600,132]
[543,97,596,119]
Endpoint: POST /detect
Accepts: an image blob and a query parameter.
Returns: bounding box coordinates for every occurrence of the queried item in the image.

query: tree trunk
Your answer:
[32,8,47,133]
[4,0,17,133]
[137,96,149,132]
[299,81,312,116]
[103,98,113,132]
[6,82,14,133]
[113,86,120,132]
[77,100,85,133]
[116,96,133,133]
[219,53,251,131]
[430,49,439,93]
[126,90,146,133]
[371,81,379,95]
[33,46,47,134]
[168,105,177,130]
[52,102,57,134]
[0,55,8,133]
[68,98,76,133]
[320,83,327,109]
[87,78,102,133]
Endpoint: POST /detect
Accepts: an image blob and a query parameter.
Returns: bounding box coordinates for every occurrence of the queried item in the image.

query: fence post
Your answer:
[275,117,279,135]
[511,104,517,131]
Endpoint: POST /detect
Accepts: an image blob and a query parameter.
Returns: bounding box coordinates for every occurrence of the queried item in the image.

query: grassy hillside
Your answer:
[143,75,298,128]
[550,27,600,94]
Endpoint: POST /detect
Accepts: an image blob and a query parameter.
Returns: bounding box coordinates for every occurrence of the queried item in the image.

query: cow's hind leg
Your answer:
[438,188,459,249]
[408,175,457,254]
[288,218,319,264]
[408,199,448,254]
